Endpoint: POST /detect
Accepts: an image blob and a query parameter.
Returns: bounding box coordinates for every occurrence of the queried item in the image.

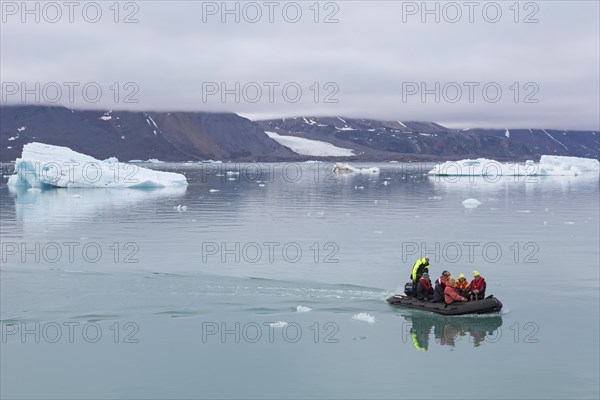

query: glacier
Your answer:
[265,131,355,157]
[428,155,599,177]
[7,142,188,189]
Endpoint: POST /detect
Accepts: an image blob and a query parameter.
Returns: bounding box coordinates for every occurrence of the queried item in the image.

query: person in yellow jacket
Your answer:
[454,273,470,296]
[410,256,430,296]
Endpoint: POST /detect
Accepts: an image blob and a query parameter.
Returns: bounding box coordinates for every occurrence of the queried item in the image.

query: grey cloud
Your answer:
[1,1,598,130]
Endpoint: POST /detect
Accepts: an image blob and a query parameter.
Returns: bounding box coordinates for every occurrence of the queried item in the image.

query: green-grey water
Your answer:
[1,162,599,399]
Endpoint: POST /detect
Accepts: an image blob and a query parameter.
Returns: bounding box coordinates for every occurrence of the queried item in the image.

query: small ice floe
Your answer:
[517,210,531,213]
[175,205,187,212]
[296,305,312,312]
[383,181,390,186]
[428,196,442,200]
[226,171,239,176]
[333,162,380,174]
[352,313,375,324]
[270,321,288,328]
[462,198,482,208]
[564,221,575,225]
[72,194,81,198]
[258,184,265,187]
[209,189,220,193]
[354,185,365,190]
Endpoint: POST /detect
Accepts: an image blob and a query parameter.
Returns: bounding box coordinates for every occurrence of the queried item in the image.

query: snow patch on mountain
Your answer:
[265,131,354,157]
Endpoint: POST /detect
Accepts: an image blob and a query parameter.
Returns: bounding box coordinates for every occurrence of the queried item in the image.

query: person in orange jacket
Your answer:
[455,273,469,296]
[469,271,487,300]
[444,278,468,304]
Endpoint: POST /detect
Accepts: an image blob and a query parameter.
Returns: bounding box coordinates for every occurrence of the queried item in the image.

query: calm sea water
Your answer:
[1,162,599,399]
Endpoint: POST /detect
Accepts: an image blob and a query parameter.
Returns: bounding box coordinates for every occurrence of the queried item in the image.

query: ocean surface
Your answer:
[1,162,599,399]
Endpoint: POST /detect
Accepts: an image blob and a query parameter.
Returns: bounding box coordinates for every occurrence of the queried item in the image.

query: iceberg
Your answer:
[332,162,380,174]
[537,155,599,175]
[7,142,188,189]
[428,155,599,177]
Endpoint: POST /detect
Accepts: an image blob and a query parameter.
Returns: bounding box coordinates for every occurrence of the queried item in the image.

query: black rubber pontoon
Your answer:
[386,294,503,316]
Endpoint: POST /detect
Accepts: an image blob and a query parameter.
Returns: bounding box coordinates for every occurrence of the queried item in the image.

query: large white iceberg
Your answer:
[7,142,188,188]
[428,155,599,177]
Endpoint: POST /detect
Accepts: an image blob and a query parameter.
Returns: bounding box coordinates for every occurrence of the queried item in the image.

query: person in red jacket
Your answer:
[469,271,487,300]
[444,278,468,304]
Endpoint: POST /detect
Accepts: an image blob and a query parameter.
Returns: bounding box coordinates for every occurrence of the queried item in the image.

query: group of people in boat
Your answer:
[410,256,487,304]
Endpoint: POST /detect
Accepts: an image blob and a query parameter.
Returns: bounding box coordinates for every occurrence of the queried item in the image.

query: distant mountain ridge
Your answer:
[0,105,299,162]
[258,117,599,161]
[1,106,598,162]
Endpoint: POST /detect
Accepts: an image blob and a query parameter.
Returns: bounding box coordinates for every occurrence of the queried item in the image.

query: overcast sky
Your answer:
[1,0,599,129]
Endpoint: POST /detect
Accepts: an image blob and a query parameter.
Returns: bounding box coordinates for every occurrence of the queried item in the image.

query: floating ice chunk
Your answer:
[538,155,599,175]
[352,313,375,324]
[428,196,442,200]
[462,198,482,208]
[296,305,312,312]
[428,156,599,177]
[564,221,575,225]
[100,115,112,121]
[333,163,380,174]
[175,205,187,212]
[226,171,239,176]
[270,321,288,328]
[7,143,188,189]
[209,189,220,193]
[18,126,26,132]
[383,181,389,186]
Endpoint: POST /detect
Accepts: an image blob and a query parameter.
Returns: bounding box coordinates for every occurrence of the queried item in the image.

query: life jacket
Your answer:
[455,279,469,290]
[419,278,431,290]
[470,277,485,291]
[411,258,429,280]
[437,276,447,289]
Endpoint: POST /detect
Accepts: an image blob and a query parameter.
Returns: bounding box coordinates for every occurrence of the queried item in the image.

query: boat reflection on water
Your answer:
[401,313,503,351]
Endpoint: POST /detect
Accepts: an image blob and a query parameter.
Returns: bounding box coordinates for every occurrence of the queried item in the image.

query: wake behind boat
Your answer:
[386,294,503,316]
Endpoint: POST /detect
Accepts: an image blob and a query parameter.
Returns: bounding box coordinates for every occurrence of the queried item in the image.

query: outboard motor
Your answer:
[404,282,413,296]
